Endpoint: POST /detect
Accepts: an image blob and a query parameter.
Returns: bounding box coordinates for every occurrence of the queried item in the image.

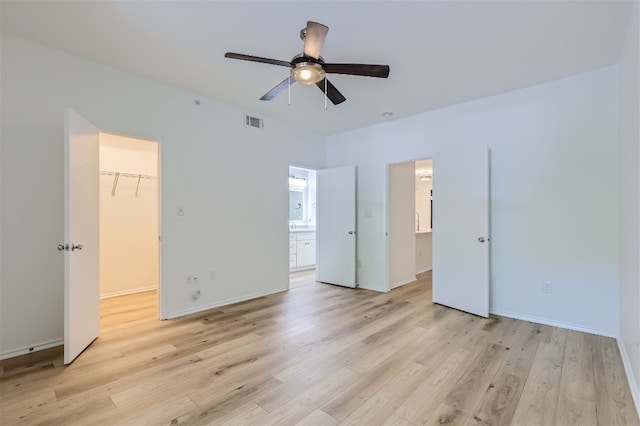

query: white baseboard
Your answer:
[0,338,63,361]
[164,287,288,320]
[489,308,617,338]
[416,267,433,274]
[289,265,315,272]
[390,276,417,289]
[358,283,388,293]
[617,337,640,419]
[100,286,157,299]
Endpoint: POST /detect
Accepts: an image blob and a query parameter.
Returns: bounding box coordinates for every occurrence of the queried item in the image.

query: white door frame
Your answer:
[156,141,165,320]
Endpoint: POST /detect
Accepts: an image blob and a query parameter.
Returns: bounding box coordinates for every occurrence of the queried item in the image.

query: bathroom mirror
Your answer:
[289,191,304,221]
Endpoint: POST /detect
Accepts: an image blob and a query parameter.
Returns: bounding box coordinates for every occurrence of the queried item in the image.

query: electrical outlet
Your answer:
[542,281,552,294]
[192,289,201,300]
[177,205,185,216]
[209,271,216,280]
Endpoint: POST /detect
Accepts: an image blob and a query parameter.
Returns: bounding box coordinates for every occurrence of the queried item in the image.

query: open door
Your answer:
[432,146,490,317]
[316,166,357,288]
[62,109,100,364]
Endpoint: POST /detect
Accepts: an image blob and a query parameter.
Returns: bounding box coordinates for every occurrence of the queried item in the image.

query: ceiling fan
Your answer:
[224,21,390,106]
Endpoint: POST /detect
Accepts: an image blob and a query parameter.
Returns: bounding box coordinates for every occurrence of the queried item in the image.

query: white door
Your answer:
[316,166,357,288]
[63,109,100,364]
[387,162,417,289]
[432,146,490,317]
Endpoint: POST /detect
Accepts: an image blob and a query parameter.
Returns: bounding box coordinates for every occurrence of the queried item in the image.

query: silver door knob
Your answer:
[348,231,354,235]
[71,243,83,251]
[57,244,68,251]
[478,237,485,243]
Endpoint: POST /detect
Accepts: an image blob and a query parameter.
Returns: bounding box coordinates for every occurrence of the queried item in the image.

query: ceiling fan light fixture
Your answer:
[292,62,325,85]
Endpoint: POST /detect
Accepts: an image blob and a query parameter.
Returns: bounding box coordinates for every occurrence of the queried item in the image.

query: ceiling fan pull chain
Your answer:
[324,78,328,110]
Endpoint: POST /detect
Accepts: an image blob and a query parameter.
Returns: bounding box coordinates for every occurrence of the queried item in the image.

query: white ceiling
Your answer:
[0,1,633,135]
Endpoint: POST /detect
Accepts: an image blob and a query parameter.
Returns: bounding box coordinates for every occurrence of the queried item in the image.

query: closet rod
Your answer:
[100,170,156,179]
[102,171,156,196]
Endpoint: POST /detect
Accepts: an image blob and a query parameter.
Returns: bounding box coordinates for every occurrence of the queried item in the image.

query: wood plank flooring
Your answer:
[1,272,638,425]
[289,269,317,289]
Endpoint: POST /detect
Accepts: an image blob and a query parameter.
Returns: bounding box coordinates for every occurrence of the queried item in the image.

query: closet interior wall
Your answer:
[99,133,159,298]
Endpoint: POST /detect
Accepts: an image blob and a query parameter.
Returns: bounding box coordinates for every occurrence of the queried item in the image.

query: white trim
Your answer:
[100,286,156,299]
[358,282,388,292]
[165,288,288,319]
[0,339,63,360]
[289,265,315,273]
[617,337,640,419]
[416,267,433,274]
[390,277,417,289]
[489,308,617,338]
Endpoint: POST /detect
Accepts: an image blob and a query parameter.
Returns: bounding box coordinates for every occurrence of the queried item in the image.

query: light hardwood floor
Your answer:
[1,272,638,425]
[289,269,317,289]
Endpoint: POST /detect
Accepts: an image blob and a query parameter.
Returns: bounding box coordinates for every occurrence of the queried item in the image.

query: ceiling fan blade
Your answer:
[315,79,346,105]
[225,52,291,68]
[303,21,329,59]
[324,63,390,78]
[260,76,295,101]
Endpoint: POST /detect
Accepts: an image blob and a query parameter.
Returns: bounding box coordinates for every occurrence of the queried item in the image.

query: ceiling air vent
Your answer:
[244,114,264,129]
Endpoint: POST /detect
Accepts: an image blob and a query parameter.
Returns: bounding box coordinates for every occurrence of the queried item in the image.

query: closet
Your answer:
[99,133,159,300]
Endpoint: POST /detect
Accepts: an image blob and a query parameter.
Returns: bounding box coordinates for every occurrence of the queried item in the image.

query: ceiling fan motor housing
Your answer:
[291,55,326,84]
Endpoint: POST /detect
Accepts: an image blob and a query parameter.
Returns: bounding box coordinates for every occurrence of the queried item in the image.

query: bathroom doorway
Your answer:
[288,165,317,289]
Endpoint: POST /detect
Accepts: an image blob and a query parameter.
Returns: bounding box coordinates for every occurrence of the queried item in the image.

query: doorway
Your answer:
[288,165,317,289]
[386,159,433,290]
[415,160,433,276]
[98,133,160,329]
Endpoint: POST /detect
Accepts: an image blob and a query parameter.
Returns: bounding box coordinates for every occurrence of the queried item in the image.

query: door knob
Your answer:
[348,230,355,235]
[71,243,83,251]
[57,244,69,251]
[478,237,485,243]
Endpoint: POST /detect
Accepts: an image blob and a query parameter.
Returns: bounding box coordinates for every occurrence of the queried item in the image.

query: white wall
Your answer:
[0,35,326,357]
[307,169,317,226]
[618,1,640,412]
[416,233,433,274]
[99,133,158,298]
[387,162,416,288]
[327,66,619,335]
